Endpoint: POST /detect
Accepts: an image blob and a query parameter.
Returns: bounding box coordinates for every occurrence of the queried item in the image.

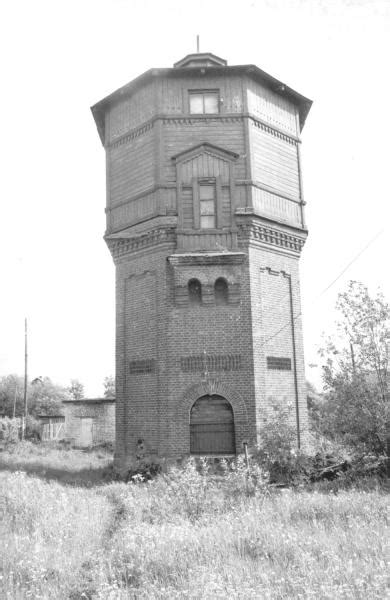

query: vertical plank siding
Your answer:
[252,187,302,228]
[162,119,245,183]
[181,187,193,229]
[105,71,303,233]
[246,79,299,136]
[110,192,158,230]
[250,125,300,198]
[181,154,230,183]
[221,186,232,228]
[176,231,237,252]
[107,82,156,144]
[156,75,244,115]
[41,418,65,441]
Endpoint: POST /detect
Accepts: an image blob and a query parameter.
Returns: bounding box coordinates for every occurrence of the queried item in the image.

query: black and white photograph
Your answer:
[0,1,389,598]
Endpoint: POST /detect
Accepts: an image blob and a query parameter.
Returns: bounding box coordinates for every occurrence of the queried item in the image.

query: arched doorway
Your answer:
[190,394,236,455]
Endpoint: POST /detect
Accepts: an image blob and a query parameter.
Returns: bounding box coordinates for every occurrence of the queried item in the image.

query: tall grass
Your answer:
[0,441,112,485]
[0,453,389,599]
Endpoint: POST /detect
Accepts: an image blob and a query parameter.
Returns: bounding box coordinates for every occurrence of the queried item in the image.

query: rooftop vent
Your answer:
[174,53,227,69]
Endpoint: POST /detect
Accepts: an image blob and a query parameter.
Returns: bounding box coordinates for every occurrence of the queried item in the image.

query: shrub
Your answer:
[255,402,308,485]
[0,417,20,445]
[25,415,42,441]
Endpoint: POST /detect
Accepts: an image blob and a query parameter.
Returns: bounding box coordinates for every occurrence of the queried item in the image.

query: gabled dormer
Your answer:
[173,143,239,235]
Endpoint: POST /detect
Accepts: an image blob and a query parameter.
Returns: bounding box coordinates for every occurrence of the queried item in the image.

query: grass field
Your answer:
[0,443,389,599]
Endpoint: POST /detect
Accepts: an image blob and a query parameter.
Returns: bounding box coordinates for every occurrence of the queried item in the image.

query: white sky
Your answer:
[0,0,389,395]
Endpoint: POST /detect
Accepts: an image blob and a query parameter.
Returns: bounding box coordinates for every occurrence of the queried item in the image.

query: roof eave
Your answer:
[90,63,312,142]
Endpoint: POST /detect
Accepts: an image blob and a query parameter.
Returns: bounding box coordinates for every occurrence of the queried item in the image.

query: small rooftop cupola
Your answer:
[174,52,227,68]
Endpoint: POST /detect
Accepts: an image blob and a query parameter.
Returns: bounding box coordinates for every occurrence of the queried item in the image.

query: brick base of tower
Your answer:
[110,219,308,473]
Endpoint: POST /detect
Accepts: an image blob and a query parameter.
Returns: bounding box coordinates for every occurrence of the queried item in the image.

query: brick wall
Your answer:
[63,400,115,447]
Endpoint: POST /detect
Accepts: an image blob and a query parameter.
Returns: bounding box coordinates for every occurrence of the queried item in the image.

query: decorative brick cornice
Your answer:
[168,252,246,267]
[237,222,306,254]
[105,227,176,260]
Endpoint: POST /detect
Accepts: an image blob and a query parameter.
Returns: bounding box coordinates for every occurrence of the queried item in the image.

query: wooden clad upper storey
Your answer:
[91,53,312,241]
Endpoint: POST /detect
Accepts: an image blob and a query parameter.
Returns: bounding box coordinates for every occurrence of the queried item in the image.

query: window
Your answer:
[188,279,202,305]
[199,182,216,229]
[189,90,219,114]
[214,278,228,305]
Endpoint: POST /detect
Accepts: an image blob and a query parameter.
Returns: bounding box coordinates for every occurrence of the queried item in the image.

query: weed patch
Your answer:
[0,449,389,598]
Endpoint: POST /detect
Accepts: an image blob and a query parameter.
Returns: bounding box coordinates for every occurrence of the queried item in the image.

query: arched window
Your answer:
[214,278,228,305]
[188,279,202,305]
[190,394,235,455]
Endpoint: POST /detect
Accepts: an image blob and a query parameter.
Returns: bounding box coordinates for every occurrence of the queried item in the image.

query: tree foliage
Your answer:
[319,281,390,456]
[103,375,115,399]
[0,375,68,418]
[67,379,85,401]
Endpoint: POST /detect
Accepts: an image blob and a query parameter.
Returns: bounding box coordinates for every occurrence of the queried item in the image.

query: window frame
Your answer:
[214,278,229,305]
[193,177,222,230]
[188,278,202,305]
[199,179,217,229]
[188,89,220,115]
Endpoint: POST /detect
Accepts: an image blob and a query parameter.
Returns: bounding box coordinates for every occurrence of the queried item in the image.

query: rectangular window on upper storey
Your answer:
[199,183,216,228]
[189,91,219,114]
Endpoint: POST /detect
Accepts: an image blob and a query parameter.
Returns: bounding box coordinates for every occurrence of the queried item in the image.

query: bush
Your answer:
[254,403,308,485]
[0,417,20,445]
[25,415,42,441]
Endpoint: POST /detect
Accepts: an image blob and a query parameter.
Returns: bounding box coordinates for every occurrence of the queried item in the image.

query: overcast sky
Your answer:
[1,0,389,395]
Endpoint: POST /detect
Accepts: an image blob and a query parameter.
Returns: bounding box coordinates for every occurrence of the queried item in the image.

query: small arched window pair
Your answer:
[214,278,228,305]
[188,278,228,306]
[188,279,202,305]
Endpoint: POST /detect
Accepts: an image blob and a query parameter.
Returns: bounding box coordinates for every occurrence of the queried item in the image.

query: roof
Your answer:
[174,52,227,68]
[172,142,239,162]
[38,414,65,420]
[91,53,312,144]
[62,397,115,405]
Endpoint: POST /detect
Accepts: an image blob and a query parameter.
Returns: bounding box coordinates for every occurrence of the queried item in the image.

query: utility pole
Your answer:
[22,318,28,439]
[350,342,356,373]
[13,384,17,418]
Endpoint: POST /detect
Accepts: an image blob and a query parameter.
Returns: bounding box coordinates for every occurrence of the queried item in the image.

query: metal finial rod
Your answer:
[196,35,200,53]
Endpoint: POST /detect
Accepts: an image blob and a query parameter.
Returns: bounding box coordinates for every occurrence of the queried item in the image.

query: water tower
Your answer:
[92,52,312,471]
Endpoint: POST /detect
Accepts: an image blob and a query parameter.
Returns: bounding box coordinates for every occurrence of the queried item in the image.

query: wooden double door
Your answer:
[190,394,235,455]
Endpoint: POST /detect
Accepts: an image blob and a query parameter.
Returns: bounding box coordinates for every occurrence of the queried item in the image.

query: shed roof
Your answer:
[91,53,312,144]
[62,397,115,405]
[38,414,65,419]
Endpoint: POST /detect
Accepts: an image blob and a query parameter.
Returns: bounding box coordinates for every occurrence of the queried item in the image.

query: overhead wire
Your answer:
[259,228,385,349]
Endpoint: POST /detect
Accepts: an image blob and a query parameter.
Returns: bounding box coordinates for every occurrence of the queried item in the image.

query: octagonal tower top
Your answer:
[173,52,227,68]
[91,52,312,145]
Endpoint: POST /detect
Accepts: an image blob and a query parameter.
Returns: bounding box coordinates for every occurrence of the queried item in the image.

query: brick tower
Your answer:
[92,52,312,471]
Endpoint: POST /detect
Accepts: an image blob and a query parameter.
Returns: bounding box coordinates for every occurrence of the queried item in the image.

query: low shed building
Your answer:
[38,415,65,441]
[62,398,115,447]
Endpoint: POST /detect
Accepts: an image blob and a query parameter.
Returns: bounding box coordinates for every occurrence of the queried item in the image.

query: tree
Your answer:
[0,375,67,418]
[30,377,68,415]
[319,281,390,456]
[103,375,115,399]
[0,375,23,417]
[67,379,85,401]
[306,380,324,433]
